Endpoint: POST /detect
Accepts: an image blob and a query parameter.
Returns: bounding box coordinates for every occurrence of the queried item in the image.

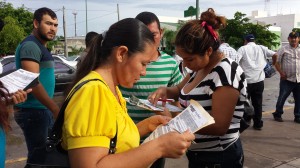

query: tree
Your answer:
[162,29,177,56]
[162,20,186,56]
[68,46,84,56]
[0,16,25,55]
[0,2,33,55]
[0,2,33,35]
[219,12,279,50]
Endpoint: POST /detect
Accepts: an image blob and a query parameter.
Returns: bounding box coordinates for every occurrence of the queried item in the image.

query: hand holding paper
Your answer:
[0,69,39,93]
[143,100,215,143]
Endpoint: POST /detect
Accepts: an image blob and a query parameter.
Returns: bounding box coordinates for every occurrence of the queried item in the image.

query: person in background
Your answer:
[219,36,241,63]
[149,8,247,168]
[62,18,194,168]
[77,31,99,68]
[0,84,31,168]
[237,34,277,130]
[14,7,60,164]
[119,12,183,168]
[272,31,300,123]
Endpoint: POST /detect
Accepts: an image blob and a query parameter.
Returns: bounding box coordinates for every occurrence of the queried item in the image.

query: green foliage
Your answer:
[0,16,25,54]
[162,29,176,55]
[0,2,33,35]
[0,2,33,55]
[219,12,279,50]
[68,46,84,56]
[162,21,185,56]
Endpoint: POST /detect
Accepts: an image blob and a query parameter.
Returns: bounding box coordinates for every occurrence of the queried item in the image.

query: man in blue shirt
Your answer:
[14,7,60,165]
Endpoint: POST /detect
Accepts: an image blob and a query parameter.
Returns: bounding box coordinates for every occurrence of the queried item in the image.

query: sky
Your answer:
[5,0,300,37]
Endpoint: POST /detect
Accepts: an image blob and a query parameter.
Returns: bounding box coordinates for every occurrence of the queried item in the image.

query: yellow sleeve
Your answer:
[63,81,117,150]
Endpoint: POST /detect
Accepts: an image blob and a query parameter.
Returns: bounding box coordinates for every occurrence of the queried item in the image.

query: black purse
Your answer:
[27,79,118,168]
[264,62,276,78]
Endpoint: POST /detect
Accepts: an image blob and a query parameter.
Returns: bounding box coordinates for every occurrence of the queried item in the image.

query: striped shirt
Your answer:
[276,44,300,82]
[119,51,183,123]
[179,58,247,151]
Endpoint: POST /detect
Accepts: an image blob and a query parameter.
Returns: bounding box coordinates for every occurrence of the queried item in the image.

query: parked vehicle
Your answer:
[66,55,80,62]
[0,55,76,92]
[53,55,77,68]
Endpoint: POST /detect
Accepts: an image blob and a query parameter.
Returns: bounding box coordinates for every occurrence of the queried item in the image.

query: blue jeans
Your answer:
[186,138,244,168]
[14,108,54,161]
[274,80,300,118]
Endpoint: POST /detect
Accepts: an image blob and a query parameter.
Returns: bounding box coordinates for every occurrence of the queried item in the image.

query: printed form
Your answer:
[0,69,39,93]
[143,100,215,143]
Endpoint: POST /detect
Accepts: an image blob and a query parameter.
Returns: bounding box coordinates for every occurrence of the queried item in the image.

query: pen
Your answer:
[158,98,175,103]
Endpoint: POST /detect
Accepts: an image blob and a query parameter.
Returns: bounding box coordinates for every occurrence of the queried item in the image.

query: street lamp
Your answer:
[72,11,78,37]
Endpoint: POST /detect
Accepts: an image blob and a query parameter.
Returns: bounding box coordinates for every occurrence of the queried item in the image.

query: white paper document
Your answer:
[0,69,39,93]
[143,100,215,143]
[125,98,183,112]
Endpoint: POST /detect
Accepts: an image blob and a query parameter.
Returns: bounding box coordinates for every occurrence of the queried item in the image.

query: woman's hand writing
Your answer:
[148,87,168,106]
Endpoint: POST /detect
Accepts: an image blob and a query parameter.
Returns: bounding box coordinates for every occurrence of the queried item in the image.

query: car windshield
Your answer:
[66,55,79,61]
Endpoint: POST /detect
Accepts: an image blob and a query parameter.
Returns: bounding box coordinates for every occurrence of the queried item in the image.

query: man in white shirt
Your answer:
[238,34,277,130]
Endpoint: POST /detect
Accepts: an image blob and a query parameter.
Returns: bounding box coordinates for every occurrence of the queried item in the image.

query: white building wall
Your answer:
[250,14,296,43]
[249,12,300,44]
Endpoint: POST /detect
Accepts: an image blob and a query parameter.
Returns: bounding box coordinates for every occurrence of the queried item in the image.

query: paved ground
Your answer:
[5,74,300,168]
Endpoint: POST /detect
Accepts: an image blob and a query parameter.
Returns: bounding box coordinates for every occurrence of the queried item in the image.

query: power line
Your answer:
[57,11,117,29]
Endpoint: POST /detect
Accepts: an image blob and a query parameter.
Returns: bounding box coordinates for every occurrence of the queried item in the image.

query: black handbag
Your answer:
[27,79,118,168]
[259,45,276,78]
[264,62,276,78]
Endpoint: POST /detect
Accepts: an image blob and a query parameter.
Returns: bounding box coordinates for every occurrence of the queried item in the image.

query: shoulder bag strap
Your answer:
[49,78,118,153]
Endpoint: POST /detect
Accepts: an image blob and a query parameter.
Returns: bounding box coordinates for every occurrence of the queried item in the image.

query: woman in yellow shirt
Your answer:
[62,18,195,168]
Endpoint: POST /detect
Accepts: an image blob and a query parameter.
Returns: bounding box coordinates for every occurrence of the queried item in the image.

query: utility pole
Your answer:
[196,0,199,19]
[117,4,120,21]
[72,11,77,37]
[85,0,88,34]
[63,6,68,57]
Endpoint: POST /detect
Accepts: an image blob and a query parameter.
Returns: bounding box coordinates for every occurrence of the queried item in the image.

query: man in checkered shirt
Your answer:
[273,31,300,123]
[219,38,241,63]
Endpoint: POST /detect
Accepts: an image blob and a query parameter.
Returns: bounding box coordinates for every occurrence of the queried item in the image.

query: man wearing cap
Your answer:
[272,31,300,123]
[237,34,277,130]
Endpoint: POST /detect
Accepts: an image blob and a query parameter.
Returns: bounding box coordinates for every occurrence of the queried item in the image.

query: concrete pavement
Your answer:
[165,75,300,168]
[165,107,300,168]
[5,75,300,168]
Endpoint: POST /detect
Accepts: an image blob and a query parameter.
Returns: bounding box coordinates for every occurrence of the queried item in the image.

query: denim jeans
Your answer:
[247,81,264,127]
[274,79,300,118]
[14,108,54,161]
[186,138,244,168]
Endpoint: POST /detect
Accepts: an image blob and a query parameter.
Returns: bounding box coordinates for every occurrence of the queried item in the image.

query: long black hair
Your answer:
[67,18,154,93]
[0,82,12,132]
